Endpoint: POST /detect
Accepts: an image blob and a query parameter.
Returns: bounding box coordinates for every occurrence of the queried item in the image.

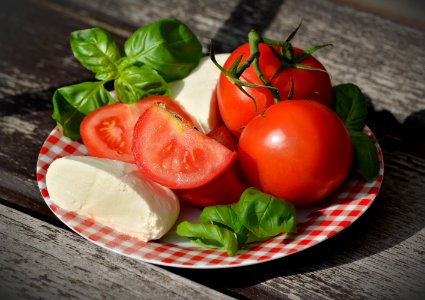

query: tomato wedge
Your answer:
[80,96,192,163]
[175,126,248,206]
[132,106,236,189]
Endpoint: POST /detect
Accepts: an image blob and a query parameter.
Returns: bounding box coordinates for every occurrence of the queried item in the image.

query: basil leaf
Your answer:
[52,81,114,140]
[70,28,121,80]
[124,18,202,82]
[232,187,297,238]
[333,83,368,131]
[350,131,380,182]
[200,206,249,247]
[176,221,238,256]
[114,65,170,104]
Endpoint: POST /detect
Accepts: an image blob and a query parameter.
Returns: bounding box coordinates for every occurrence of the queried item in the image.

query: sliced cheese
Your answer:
[46,156,179,241]
[170,53,230,133]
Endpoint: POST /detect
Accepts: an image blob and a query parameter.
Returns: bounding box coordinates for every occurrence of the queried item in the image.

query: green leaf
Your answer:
[333,83,368,131]
[114,65,170,104]
[70,28,121,80]
[124,18,202,82]
[350,131,380,181]
[176,221,238,256]
[232,187,297,238]
[199,206,249,247]
[52,81,115,140]
[294,44,332,63]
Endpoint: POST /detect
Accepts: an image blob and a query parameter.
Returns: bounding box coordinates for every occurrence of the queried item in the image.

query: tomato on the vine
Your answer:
[238,100,352,206]
[80,96,192,163]
[274,47,333,105]
[216,43,333,138]
[132,106,236,189]
[217,43,281,138]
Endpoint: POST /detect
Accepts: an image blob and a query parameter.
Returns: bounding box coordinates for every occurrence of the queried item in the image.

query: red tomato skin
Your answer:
[238,100,352,206]
[175,126,248,206]
[80,96,192,163]
[277,48,333,106]
[217,43,281,138]
[204,125,237,151]
[133,106,237,189]
[175,162,248,206]
[217,44,332,138]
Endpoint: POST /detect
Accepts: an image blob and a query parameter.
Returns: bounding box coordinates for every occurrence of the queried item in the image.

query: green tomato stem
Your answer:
[248,30,281,103]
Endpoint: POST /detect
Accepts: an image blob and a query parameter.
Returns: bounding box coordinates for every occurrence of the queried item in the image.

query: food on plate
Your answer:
[46,156,179,241]
[238,100,353,205]
[170,54,230,133]
[175,126,248,206]
[52,19,202,140]
[132,105,237,189]
[332,83,380,182]
[44,18,381,257]
[80,95,193,163]
[216,43,281,137]
[269,47,333,106]
[176,187,296,256]
[214,29,332,138]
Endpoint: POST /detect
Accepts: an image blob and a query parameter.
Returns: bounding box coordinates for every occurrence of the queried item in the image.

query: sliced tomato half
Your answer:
[132,106,236,189]
[175,125,248,206]
[80,96,192,163]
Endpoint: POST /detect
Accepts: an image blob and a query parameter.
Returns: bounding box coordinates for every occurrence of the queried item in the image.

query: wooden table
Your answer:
[1,0,424,298]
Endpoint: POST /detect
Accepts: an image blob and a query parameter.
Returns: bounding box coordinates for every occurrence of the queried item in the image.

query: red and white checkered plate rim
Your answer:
[36,126,384,269]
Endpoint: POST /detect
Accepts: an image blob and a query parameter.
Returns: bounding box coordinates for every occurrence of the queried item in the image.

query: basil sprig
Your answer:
[333,83,380,181]
[52,19,202,140]
[70,28,121,81]
[176,188,297,256]
[124,18,202,82]
[114,65,170,104]
[52,82,115,140]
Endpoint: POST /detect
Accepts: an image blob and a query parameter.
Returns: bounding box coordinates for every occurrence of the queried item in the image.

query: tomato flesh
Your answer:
[238,100,352,206]
[175,126,248,206]
[133,106,236,189]
[80,96,192,163]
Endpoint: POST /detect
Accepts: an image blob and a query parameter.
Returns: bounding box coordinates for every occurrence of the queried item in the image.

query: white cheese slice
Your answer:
[170,53,230,133]
[46,156,179,242]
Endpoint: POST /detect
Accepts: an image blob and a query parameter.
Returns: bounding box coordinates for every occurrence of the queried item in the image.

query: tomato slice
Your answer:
[175,126,248,206]
[132,106,236,189]
[80,96,192,163]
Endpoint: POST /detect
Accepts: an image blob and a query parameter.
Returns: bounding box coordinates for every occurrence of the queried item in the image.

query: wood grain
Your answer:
[1,0,425,298]
[0,204,234,300]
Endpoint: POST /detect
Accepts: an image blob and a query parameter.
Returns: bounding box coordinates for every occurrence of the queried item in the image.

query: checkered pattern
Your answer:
[36,127,384,269]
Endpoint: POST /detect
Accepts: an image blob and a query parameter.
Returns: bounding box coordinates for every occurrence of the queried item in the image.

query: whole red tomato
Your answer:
[216,44,333,138]
[276,47,333,105]
[238,100,352,206]
[217,43,281,138]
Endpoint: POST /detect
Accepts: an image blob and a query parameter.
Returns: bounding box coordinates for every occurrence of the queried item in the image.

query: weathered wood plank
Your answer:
[44,0,425,121]
[1,0,424,217]
[0,204,234,300]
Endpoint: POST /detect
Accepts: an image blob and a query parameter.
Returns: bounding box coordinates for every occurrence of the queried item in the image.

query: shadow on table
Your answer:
[166,97,425,294]
[211,0,285,53]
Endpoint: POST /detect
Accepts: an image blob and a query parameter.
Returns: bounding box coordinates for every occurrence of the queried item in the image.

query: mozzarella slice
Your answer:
[170,53,230,133]
[46,156,179,242]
